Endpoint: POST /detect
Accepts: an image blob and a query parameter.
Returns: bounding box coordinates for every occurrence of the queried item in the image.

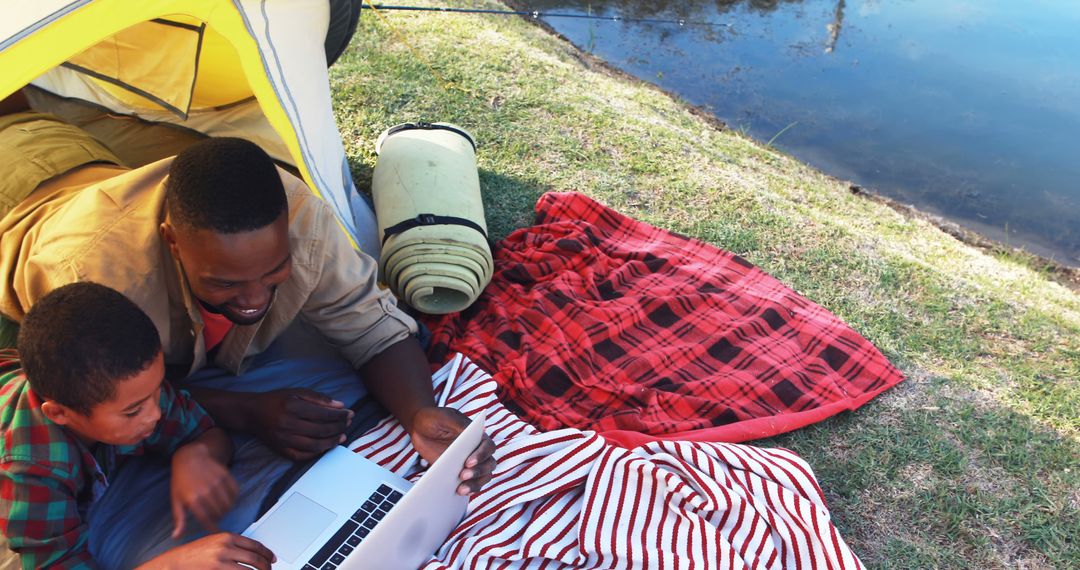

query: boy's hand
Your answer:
[409,407,496,495]
[252,388,354,461]
[136,533,275,569]
[170,438,239,538]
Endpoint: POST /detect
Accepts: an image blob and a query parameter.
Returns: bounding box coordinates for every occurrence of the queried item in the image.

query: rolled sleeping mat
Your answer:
[372,122,493,315]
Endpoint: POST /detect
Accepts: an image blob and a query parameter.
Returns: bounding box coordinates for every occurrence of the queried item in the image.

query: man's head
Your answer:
[160,137,292,326]
[18,282,165,446]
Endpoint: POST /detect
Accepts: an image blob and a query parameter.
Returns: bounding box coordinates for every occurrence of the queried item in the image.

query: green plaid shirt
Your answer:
[0,349,215,569]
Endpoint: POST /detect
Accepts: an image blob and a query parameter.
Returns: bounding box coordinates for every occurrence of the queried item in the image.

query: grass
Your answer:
[330,2,1080,567]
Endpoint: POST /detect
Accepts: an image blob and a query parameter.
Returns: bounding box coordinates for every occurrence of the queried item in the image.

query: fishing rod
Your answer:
[360,4,731,28]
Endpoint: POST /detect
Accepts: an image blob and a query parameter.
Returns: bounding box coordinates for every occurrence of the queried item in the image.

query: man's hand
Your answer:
[359,339,495,493]
[409,407,496,495]
[136,533,275,570]
[252,388,354,461]
[170,433,239,538]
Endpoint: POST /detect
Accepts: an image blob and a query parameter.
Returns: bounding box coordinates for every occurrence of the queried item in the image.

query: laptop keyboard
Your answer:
[303,484,405,570]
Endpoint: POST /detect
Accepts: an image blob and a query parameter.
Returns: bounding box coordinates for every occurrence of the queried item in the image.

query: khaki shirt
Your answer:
[0,157,416,378]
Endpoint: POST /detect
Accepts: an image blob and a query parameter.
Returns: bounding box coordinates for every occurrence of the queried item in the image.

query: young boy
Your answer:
[0,282,274,569]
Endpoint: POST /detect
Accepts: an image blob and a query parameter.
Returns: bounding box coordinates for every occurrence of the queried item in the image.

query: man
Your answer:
[0,106,494,566]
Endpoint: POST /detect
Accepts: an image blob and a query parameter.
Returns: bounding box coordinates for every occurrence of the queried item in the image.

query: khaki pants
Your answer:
[0,111,123,219]
[21,86,206,170]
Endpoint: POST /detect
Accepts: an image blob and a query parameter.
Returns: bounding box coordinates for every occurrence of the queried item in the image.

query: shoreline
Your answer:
[846,184,1080,291]
[503,1,1080,291]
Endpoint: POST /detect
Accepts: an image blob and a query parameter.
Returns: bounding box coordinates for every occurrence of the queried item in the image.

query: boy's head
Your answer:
[18,282,165,446]
[160,137,292,326]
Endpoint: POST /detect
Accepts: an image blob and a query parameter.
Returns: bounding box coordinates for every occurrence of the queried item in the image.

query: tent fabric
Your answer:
[423,192,906,447]
[349,354,865,569]
[0,0,380,255]
[62,17,207,117]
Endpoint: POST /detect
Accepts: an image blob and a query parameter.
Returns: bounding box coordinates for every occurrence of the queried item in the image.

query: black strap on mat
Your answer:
[381,213,489,245]
[383,121,477,152]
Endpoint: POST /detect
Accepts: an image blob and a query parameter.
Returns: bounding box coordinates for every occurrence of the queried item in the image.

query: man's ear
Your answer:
[40,400,75,426]
[159,221,181,258]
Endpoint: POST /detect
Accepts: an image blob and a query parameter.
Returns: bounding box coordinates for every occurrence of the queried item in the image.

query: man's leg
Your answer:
[87,320,373,568]
[0,109,125,219]
[21,86,206,169]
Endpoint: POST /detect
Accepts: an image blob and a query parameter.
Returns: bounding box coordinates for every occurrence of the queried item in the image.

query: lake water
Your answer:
[524,0,1080,266]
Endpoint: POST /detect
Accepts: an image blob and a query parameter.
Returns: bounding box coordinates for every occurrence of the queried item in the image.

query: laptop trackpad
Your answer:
[247,492,336,563]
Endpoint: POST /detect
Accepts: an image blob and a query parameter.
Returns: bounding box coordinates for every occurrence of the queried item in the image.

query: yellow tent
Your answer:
[0,0,378,253]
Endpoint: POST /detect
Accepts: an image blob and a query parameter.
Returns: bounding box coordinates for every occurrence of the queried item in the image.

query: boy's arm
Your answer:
[0,461,99,569]
[169,427,236,537]
[140,382,237,537]
[136,533,274,570]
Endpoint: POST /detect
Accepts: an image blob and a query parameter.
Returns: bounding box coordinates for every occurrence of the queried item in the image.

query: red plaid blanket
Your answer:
[423,192,904,447]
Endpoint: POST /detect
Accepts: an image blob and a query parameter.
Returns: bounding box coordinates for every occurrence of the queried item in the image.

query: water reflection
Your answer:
[520,0,1080,265]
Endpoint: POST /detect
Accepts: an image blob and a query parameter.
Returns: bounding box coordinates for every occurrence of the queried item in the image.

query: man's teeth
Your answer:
[237,308,260,314]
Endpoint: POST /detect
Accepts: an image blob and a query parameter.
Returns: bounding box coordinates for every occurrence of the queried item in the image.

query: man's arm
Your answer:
[185,341,496,492]
[357,337,436,434]
[183,386,352,461]
[181,338,439,462]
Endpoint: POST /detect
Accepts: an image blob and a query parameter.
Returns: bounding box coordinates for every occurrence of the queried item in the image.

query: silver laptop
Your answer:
[243,416,485,570]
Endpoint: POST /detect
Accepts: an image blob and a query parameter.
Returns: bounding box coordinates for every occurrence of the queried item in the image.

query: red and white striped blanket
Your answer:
[349,355,863,569]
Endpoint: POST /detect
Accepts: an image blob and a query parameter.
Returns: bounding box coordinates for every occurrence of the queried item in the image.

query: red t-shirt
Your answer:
[197,304,234,352]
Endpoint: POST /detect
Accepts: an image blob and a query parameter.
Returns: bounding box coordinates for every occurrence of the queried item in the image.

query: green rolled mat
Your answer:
[387,252,488,298]
[372,123,493,315]
[383,238,493,279]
